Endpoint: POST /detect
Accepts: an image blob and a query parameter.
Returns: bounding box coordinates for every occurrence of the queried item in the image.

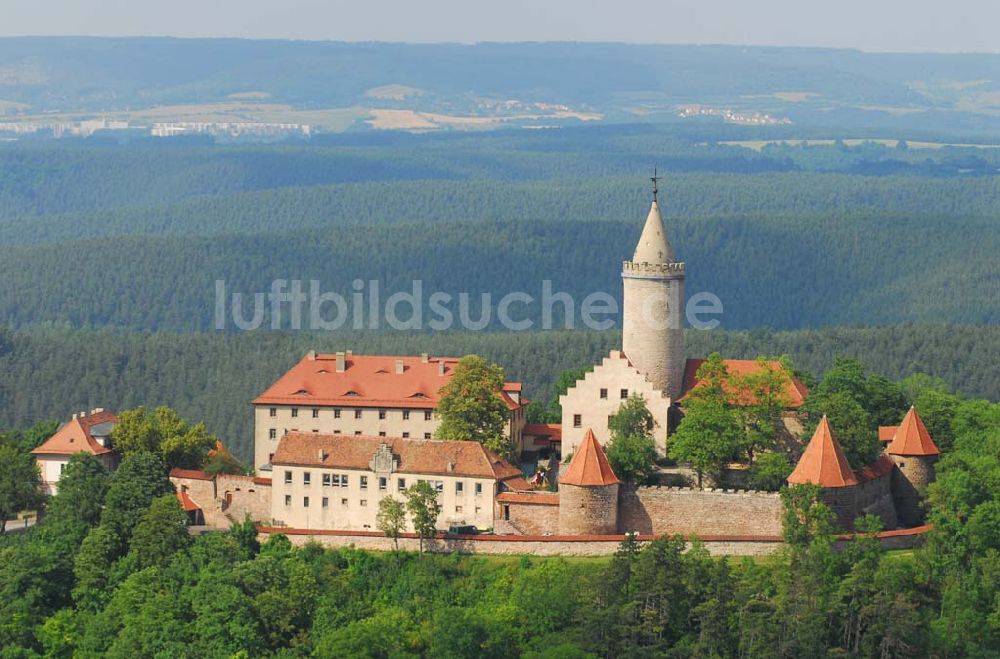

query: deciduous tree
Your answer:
[405,480,441,553]
[435,355,513,458]
[376,496,407,551]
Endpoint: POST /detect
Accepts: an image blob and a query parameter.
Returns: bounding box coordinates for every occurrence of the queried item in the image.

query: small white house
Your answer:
[31,408,118,495]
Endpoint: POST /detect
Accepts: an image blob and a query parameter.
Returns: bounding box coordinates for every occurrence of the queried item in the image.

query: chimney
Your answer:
[306,349,317,361]
[447,462,456,473]
[438,361,446,376]
[79,410,86,418]
[335,351,346,373]
[346,349,353,357]
[72,413,78,419]
[395,358,405,375]
[92,407,104,414]
[420,353,429,363]
[318,448,327,461]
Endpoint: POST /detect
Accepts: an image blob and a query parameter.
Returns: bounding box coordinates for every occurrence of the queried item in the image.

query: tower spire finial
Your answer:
[650,167,660,203]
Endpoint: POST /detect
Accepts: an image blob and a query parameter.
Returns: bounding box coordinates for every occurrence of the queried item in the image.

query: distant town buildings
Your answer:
[677,105,792,125]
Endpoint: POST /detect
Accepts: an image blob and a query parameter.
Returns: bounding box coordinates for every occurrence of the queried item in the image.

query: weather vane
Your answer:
[651,167,660,202]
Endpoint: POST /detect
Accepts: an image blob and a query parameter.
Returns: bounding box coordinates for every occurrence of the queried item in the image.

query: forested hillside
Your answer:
[2,324,997,461]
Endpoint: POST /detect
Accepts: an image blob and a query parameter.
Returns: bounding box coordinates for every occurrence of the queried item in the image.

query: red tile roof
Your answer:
[856,454,895,482]
[887,407,941,456]
[523,423,562,442]
[31,410,117,457]
[169,467,214,480]
[681,358,808,407]
[560,428,620,487]
[176,489,201,512]
[496,491,559,505]
[272,432,522,481]
[254,352,523,411]
[788,416,859,488]
[878,426,898,442]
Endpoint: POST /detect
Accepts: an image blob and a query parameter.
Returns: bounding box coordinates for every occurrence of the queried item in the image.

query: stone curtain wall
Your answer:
[496,500,560,535]
[822,470,897,531]
[217,474,272,524]
[619,485,784,536]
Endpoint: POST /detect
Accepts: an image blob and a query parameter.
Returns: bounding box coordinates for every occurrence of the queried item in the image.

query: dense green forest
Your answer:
[1,364,999,657]
[2,324,998,462]
[0,135,997,332]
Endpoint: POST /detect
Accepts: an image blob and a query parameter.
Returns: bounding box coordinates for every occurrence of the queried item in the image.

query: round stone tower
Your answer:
[622,176,685,400]
[559,428,620,535]
[887,406,941,526]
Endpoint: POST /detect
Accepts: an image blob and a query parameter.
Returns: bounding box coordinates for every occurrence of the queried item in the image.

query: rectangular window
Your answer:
[424,411,432,421]
[354,431,362,436]
[475,482,483,495]
[360,499,368,507]
[284,470,292,484]
[378,410,387,420]
[403,410,410,420]
[599,388,608,399]
[341,475,348,488]
[573,414,582,428]
[322,473,332,487]
[434,481,444,493]
[303,472,311,485]
[332,474,341,486]
[620,388,628,399]
[312,408,319,418]
[333,429,341,434]
[341,498,348,506]
[424,432,432,439]
[456,481,464,494]
[456,505,463,513]
[284,495,291,506]
[379,477,387,491]
[322,497,329,508]
[291,408,299,418]
[379,431,386,437]
[269,407,277,417]
[398,478,406,492]
[360,476,368,490]
[402,432,410,438]
[269,428,277,440]
[334,409,341,419]
[503,505,510,521]
[354,409,363,419]
[303,496,310,507]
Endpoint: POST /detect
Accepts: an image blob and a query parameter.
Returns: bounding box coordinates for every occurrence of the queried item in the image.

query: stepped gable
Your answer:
[887,406,941,456]
[787,416,859,488]
[560,428,620,486]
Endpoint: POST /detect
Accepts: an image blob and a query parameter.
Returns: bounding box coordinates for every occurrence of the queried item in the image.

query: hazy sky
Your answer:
[1,0,996,53]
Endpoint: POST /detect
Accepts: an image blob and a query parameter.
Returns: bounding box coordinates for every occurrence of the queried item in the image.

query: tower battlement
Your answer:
[622,260,685,278]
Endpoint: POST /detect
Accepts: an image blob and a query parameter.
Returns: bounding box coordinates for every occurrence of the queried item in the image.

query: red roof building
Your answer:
[787,416,858,488]
[560,428,620,487]
[681,358,808,408]
[32,408,119,495]
[887,406,941,456]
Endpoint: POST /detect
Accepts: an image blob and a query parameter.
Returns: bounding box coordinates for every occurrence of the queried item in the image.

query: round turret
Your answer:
[887,407,941,526]
[558,428,621,535]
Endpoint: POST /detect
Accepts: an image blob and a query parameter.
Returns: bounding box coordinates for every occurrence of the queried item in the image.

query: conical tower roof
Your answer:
[887,406,941,456]
[632,200,674,264]
[561,428,620,486]
[787,416,858,488]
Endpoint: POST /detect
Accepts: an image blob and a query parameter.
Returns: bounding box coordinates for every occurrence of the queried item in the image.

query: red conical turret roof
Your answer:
[788,416,858,488]
[887,406,941,456]
[560,428,620,487]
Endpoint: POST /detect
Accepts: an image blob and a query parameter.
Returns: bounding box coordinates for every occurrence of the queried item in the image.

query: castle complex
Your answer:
[35,180,942,551]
